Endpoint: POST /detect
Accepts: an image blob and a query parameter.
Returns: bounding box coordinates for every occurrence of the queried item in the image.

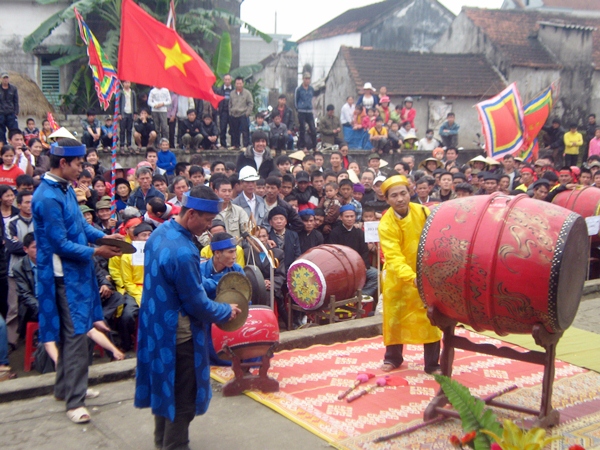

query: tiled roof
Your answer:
[297,0,409,43]
[259,50,297,69]
[542,0,600,11]
[463,8,600,70]
[339,47,506,97]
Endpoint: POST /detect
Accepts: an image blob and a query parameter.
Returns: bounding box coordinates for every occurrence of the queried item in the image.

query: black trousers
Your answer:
[118,294,139,352]
[168,118,177,149]
[564,153,579,167]
[219,111,229,147]
[384,341,441,373]
[297,112,317,150]
[0,277,8,320]
[120,113,134,146]
[154,339,196,450]
[54,278,90,410]
[229,115,249,148]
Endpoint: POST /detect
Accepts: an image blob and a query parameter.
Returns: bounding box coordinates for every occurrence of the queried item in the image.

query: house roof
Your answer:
[541,0,600,11]
[338,47,506,97]
[297,0,409,43]
[463,8,600,70]
[259,50,297,69]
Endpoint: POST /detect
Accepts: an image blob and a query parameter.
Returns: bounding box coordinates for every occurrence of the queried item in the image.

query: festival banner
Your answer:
[518,86,554,161]
[476,82,525,160]
[74,8,119,110]
[118,0,223,108]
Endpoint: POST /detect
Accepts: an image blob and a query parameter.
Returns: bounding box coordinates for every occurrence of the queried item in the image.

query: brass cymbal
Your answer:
[216,272,252,302]
[214,289,249,331]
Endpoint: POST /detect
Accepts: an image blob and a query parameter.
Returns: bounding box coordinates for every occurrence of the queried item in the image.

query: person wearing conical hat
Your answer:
[378,175,442,374]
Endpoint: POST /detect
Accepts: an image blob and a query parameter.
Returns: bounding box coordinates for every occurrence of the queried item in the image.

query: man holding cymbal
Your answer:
[135,185,241,450]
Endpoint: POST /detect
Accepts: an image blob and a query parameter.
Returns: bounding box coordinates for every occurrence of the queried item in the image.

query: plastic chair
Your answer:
[24,322,39,372]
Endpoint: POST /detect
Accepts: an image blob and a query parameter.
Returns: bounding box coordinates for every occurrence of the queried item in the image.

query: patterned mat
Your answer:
[210,328,600,449]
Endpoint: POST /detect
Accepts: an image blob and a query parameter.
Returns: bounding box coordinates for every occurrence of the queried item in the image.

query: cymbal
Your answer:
[214,289,249,331]
[216,272,252,302]
[244,265,268,306]
[96,238,137,254]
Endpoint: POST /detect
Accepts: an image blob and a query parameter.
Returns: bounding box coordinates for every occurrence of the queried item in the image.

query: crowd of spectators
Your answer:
[0,68,598,381]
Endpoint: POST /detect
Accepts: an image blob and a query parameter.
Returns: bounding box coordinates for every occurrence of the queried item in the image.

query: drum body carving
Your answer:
[417,193,588,335]
[287,244,366,310]
[552,186,600,242]
[211,305,279,360]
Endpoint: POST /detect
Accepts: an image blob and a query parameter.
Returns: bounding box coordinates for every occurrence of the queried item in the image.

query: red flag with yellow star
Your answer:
[118,0,223,108]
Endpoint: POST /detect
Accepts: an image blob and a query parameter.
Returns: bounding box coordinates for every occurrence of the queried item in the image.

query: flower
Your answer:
[449,435,462,447]
[461,431,477,444]
[491,444,502,450]
[568,446,585,450]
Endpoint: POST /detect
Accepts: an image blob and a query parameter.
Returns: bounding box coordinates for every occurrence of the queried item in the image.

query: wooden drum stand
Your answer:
[424,305,562,428]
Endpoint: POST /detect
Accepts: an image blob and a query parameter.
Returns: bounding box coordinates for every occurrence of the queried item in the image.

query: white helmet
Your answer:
[239,166,260,181]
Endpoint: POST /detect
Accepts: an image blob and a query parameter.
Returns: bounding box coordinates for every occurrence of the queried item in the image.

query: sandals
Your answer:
[55,388,100,401]
[66,406,91,424]
[380,362,400,372]
[0,370,17,382]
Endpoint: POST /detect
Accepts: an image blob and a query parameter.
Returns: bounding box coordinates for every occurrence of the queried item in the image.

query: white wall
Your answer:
[0,1,74,83]
[297,33,361,84]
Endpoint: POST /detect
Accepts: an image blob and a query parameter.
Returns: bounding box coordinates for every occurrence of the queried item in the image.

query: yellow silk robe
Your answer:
[379,203,441,346]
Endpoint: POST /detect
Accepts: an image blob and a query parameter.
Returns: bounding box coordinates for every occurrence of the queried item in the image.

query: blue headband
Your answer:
[298,208,315,217]
[49,142,86,157]
[181,192,222,214]
[339,204,356,214]
[210,237,237,251]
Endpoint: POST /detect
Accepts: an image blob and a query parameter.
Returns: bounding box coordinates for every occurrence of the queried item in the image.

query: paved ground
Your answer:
[572,298,600,334]
[0,378,329,450]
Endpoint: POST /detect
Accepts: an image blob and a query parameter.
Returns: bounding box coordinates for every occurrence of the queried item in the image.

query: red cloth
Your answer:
[118,0,223,109]
[400,107,416,128]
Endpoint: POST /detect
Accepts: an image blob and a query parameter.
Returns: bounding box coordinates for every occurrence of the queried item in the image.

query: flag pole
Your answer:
[110,85,121,227]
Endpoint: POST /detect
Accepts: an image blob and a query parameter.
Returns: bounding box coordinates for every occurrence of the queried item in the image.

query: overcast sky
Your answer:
[241,0,505,41]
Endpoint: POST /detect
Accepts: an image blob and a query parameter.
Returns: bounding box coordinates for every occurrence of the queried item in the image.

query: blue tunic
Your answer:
[199,260,244,366]
[32,174,106,343]
[134,219,232,421]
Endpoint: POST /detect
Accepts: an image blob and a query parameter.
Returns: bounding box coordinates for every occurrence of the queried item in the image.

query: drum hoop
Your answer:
[289,259,327,309]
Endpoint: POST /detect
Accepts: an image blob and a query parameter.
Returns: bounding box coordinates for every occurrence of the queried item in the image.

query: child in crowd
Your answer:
[101,116,116,151]
[23,118,40,145]
[387,122,402,152]
[321,182,341,225]
[256,178,266,197]
[40,119,53,150]
[200,114,219,150]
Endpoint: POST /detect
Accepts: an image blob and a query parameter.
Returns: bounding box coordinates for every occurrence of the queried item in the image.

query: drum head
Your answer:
[244,265,268,306]
[214,289,249,331]
[217,272,252,302]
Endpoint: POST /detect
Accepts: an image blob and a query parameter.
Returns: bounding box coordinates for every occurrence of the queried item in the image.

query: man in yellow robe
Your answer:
[378,175,442,374]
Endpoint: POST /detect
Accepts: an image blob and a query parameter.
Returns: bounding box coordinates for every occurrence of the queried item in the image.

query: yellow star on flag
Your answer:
[157,41,193,75]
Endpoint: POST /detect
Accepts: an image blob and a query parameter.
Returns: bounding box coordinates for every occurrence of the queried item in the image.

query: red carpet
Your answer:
[211,328,600,449]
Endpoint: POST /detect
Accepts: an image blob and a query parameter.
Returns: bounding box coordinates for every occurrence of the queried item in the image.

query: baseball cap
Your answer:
[295,171,310,183]
[1,72,8,78]
[373,175,387,185]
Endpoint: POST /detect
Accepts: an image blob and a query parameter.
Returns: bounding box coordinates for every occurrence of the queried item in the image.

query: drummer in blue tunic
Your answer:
[33,138,123,424]
[200,232,245,366]
[135,186,241,450]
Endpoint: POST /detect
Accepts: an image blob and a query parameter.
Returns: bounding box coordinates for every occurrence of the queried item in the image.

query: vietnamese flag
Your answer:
[118,0,223,109]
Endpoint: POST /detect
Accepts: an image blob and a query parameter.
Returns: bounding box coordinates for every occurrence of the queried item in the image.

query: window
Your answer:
[40,56,61,108]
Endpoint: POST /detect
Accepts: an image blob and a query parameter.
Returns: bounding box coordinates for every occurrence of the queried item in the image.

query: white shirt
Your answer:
[243,192,256,217]
[123,89,133,114]
[253,149,264,169]
[340,103,355,126]
[417,137,439,151]
[148,88,172,112]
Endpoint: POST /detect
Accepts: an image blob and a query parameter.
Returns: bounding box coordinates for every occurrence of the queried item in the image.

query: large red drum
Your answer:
[211,306,279,360]
[417,193,589,335]
[552,186,600,241]
[287,244,366,310]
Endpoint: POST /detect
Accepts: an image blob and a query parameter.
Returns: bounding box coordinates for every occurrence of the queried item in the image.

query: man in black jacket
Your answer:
[0,72,19,144]
[327,204,378,298]
[200,114,219,150]
[264,177,304,233]
[133,109,157,148]
[214,74,234,147]
[235,131,274,179]
[13,233,37,339]
[179,109,203,152]
[267,206,301,272]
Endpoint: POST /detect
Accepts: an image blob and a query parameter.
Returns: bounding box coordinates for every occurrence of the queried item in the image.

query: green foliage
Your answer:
[212,31,232,83]
[481,419,562,450]
[230,64,262,81]
[434,375,503,450]
[247,79,264,116]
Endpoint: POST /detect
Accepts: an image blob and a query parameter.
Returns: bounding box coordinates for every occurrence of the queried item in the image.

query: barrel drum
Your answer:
[552,186,600,242]
[211,305,279,360]
[417,193,589,336]
[287,244,366,310]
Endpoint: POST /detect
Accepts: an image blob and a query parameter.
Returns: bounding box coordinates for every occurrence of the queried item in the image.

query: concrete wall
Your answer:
[591,71,600,117]
[240,34,291,66]
[324,54,354,116]
[361,0,454,52]
[297,33,361,84]
[0,0,74,86]
[432,12,512,80]
[538,24,593,66]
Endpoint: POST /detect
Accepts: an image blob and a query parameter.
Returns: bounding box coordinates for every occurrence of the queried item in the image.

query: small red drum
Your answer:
[552,186,600,241]
[211,305,279,360]
[287,244,366,310]
[417,193,589,335]
[361,296,374,315]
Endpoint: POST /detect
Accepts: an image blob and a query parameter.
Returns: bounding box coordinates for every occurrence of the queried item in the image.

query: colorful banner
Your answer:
[476,82,525,160]
[74,8,120,110]
[518,86,554,161]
